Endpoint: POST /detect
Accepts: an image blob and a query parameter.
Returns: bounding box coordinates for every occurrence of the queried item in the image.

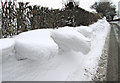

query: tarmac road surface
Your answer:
[106,23,120,81]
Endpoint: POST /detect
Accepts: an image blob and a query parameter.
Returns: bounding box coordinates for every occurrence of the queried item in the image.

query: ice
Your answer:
[51,27,91,54]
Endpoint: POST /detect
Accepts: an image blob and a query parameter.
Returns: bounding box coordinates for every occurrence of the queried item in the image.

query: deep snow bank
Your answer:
[51,27,91,54]
[89,19,110,33]
[15,27,91,61]
[2,18,110,81]
[75,26,93,38]
[67,19,110,81]
[15,29,58,61]
[0,38,15,63]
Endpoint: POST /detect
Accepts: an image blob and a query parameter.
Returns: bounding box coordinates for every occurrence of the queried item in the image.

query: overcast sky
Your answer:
[8,0,120,11]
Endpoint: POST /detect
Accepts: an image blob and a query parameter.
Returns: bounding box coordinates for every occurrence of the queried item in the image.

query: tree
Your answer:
[91,0,116,21]
[64,0,79,9]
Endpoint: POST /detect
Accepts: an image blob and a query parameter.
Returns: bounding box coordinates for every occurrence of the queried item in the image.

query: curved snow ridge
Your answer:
[2,18,111,81]
[0,38,15,63]
[75,26,93,39]
[51,27,91,54]
[89,18,110,33]
[14,29,58,61]
[14,27,92,61]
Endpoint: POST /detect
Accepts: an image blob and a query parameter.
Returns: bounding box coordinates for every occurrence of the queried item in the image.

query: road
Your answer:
[106,23,120,81]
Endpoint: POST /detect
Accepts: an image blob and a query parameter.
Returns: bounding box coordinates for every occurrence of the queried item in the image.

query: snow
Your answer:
[0,38,15,82]
[0,43,1,83]
[64,18,110,81]
[51,27,91,54]
[2,18,110,81]
[15,29,58,61]
[0,38,15,64]
[75,26,93,38]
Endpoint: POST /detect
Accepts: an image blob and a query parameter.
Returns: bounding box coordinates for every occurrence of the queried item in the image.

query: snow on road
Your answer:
[1,18,110,81]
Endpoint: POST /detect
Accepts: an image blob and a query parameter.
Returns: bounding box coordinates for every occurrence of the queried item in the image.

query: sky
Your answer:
[2,0,120,11]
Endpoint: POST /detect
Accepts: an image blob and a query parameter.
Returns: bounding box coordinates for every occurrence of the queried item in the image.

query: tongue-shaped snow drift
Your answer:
[51,27,91,54]
[14,29,58,61]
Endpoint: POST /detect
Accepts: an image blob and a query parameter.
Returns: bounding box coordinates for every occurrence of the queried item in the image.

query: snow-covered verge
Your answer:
[1,18,110,81]
[0,38,15,82]
[0,38,15,64]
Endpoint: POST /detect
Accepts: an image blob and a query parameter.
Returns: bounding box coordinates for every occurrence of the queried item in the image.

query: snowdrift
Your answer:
[15,29,58,61]
[2,18,111,81]
[0,38,15,63]
[75,26,93,38]
[51,27,91,54]
[89,19,110,33]
[15,27,92,61]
